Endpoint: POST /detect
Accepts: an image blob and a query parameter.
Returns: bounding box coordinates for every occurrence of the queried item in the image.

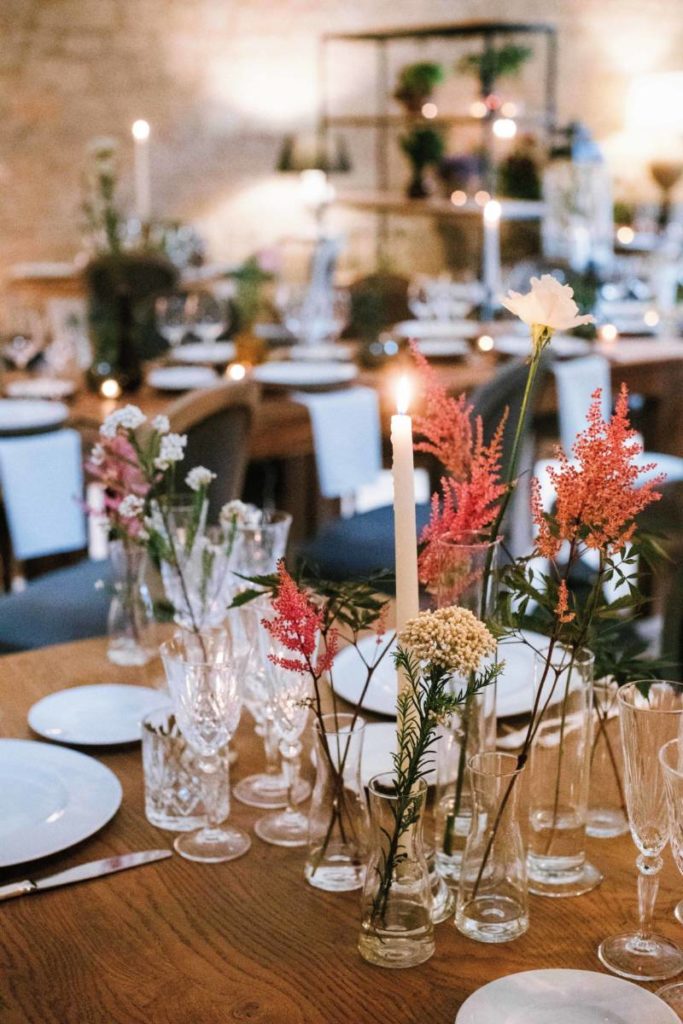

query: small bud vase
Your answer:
[107,538,155,666]
[358,774,434,969]
[305,713,369,892]
[587,679,628,838]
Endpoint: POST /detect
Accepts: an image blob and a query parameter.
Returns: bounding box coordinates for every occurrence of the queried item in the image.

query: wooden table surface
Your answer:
[1,636,681,1024]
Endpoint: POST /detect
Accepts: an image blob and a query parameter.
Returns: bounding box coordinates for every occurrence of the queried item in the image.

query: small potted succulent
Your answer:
[394,61,445,114]
[400,127,445,198]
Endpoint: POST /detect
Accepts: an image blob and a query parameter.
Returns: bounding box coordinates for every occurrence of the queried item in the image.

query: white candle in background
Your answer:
[391,374,419,668]
[131,119,151,223]
[482,199,502,312]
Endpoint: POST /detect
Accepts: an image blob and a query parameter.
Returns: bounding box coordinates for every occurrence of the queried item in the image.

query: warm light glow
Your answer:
[469,100,488,119]
[100,378,122,399]
[477,334,494,352]
[492,117,517,140]
[616,225,635,245]
[450,189,467,206]
[421,102,438,119]
[131,119,150,141]
[627,73,683,133]
[599,323,619,343]
[500,101,518,118]
[644,309,660,327]
[474,190,491,206]
[227,362,247,381]
[483,199,502,225]
[299,168,335,208]
[395,375,411,416]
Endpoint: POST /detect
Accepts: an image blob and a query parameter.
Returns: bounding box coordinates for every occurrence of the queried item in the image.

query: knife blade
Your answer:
[0,848,172,901]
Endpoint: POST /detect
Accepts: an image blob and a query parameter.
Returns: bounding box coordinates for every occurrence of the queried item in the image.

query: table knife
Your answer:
[0,848,172,901]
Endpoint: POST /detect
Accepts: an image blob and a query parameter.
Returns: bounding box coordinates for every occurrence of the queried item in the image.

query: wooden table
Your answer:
[1,637,681,1023]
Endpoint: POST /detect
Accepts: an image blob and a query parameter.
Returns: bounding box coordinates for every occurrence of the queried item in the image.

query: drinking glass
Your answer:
[229,509,292,581]
[254,617,312,847]
[160,629,250,863]
[656,738,683,1013]
[187,292,224,344]
[598,681,683,980]
[155,294,190,349]
[282,286,349,347]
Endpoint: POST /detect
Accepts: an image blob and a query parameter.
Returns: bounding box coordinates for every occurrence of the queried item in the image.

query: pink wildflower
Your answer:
[262,561,337,676]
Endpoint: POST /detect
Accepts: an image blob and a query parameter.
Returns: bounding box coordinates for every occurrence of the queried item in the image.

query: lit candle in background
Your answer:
[391,375,419,669]
[100,377,122,399]
[482,199,502,319]
[131,119,151,223]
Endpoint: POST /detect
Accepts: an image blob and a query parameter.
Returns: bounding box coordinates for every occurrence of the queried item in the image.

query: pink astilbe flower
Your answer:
[411,343,474,480]
[532,385,665,559]
[86,434,150,539]
[555,579,575,623]
[262,561,337,675]
[418,417,507,587]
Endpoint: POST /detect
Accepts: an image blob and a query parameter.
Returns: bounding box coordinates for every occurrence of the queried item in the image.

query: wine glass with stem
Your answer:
[160,628,251,863]
[598,681,683,980]
[187,291,225,344]
[155,294,190,350]
[656,737,683,1013]
[253,613,312,847]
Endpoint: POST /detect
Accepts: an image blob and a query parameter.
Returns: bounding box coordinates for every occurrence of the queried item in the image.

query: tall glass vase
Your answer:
[456,752,529,942]
[107,538,155,666]
[587,679,628,838]
[358,774,434,969]
[527,644,602,897]
[305,713,369,892]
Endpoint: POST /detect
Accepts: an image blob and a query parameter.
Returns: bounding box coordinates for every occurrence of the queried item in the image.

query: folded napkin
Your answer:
[0,428,86,560]
[293,386,382,499]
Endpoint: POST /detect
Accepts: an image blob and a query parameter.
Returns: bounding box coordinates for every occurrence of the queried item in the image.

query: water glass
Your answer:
[656,738,683,1013]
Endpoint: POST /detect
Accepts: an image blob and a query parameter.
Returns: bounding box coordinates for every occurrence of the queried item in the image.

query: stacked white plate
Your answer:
[252,361,358,390]
[147,365,219,391]
[0,398,69,435]
[288,344,354,363]
[493,334,591,359]
[5,378,76,400]
[393,319,480,340]
[170,342,236,365]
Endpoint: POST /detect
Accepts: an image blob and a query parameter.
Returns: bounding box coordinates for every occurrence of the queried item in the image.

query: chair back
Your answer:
[553,354,611,453]
[167,379,259,520]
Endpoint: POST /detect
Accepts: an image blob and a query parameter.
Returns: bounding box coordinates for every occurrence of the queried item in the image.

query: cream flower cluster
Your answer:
[185,466,216,492]
[502,274,595,333]
[118,494,145,519]
[100,404,146,438]
[398,606,496,676]
[152,414,170,434]
[154,433,187,470]
[219,500,262,528]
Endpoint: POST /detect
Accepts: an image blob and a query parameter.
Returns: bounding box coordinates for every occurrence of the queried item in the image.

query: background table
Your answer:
[0,636,681,1023]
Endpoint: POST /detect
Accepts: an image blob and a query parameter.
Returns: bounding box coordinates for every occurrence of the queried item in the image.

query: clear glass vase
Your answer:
[305,713,370,892]
[358,774,434,969]
[587,679,628,839]
[107,538,155,666]
[528,644,603,897]
[456,752,529,943]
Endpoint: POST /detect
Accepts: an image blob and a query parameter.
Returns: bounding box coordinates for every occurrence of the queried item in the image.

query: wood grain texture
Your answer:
[0,637,681,1023]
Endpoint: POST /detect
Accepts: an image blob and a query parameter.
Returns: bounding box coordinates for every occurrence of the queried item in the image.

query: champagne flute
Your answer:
[598,681,683,980]
[161,629,250,863]
[656,738,683,1013]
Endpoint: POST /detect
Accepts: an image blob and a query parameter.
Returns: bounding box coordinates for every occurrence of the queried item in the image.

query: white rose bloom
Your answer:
[119,494,145,519]
[154,433,187,470]
[152,414,170,434]
[501,274,595,333]
[185,466,216,492]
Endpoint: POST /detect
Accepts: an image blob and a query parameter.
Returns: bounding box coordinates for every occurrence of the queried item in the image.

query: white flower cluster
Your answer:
[118,494,145,520]
[100,405,146,439]
[219,500,262,528]
[90,443,105,466]
[398,606,496,676]
[185,466,216,492]
[154,433,187,470]
[152,414,170,434]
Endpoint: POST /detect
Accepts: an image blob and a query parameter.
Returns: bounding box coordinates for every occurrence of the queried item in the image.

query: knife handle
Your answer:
[0,880,36,901]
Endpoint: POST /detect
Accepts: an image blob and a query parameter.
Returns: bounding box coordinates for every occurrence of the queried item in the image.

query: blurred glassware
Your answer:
[598,681,683,981]
[155,294,190,349]
[408,274,475,320]
[1,306,45,371]
[587,679,629,839]
[280,285,350,347]
[160,628,249,862]
[229,509,292,581]
[187,292,225,344]
[655,738,683,1015]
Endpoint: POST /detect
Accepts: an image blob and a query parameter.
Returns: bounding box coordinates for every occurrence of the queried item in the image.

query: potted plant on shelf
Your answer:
[394,61,445,114]
[458,43,532,99]
[400,127,445,199]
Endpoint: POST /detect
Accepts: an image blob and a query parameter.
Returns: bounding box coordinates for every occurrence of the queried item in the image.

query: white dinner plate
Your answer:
[0,739,122,867]
[0,398,69,435]
[414,339,470,360]
[251,361,358,390]
[5,378,76,400]
[170,342,236,365]
[455,969,678,1024]
[393,319,480,340]
[331,630,542,719]
[147,365,219,391]
[28,684,170,746]
[494,334,591,359]
[288,344,354,363]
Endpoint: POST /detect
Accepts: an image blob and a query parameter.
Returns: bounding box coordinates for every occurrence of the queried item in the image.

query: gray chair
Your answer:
[299,357,548,580]
[0,379,260,652]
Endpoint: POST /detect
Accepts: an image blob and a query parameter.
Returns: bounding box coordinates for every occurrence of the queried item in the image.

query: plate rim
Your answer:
[252,361,359,387]
[0,738,122,867]
[28,683,168,746]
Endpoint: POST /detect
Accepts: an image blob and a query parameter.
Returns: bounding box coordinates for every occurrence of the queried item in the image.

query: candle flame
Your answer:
[396,375,411,415]
[132,119,150,141]
[483,199,502,225]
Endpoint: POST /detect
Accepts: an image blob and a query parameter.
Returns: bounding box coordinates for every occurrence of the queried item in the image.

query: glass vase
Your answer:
[107,538,155,666]
[456,752,529,943]
[527,644,603,897]
[305,713,370,892]
[358,774,434,969]
[587,679,628,839]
